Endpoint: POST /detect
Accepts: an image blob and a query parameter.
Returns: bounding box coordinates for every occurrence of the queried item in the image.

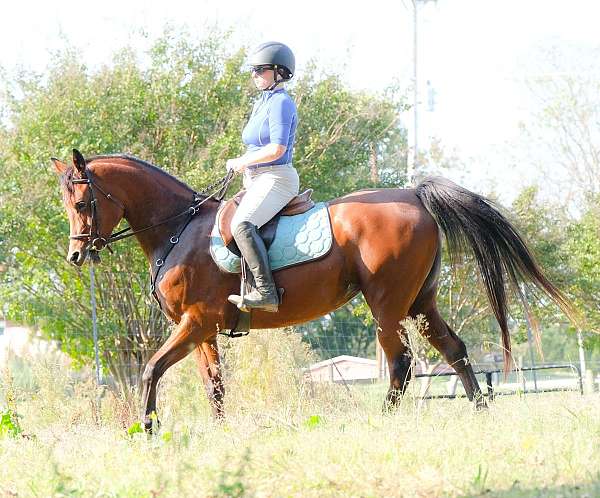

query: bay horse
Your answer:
[52,149,572,430]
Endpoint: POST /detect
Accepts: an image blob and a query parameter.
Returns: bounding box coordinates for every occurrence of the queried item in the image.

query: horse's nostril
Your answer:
[69,251,80,263]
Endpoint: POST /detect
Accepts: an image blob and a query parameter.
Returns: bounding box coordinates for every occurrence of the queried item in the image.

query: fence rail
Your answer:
[415,363,583,400]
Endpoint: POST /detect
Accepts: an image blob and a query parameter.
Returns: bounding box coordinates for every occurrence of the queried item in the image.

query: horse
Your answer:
[52,149,573,430]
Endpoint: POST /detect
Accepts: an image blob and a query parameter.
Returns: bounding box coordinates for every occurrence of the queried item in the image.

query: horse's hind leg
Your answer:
[140,314,201,431]
[360,290,414,408]
[192,338,224,420]
[362,277,424,409]
[377,320,413,409]
[409,297,486,408]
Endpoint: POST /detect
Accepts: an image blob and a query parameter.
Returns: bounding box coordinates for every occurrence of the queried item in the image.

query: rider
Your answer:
[226,41,300,313]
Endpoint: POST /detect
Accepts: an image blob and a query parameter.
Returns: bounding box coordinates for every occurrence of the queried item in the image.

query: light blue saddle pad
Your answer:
[210,202,333,274]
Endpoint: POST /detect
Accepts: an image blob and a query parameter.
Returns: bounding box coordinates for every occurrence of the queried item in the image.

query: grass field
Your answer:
[1,330,599,497]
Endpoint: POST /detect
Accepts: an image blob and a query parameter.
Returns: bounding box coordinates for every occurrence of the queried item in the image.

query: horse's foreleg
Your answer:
[140,314,199,431]
[192,338,224,420]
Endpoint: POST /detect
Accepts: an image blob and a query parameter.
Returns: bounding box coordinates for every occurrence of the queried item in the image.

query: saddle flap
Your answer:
[217,198,238,247]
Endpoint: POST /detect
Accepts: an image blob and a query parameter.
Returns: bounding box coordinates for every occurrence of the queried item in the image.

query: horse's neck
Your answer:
[94,159,196,261]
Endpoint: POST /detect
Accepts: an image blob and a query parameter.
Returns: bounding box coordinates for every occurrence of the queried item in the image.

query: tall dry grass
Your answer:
[1,328,599,497]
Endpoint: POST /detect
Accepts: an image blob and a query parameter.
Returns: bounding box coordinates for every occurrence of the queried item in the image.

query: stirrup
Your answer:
[228,267,252,312]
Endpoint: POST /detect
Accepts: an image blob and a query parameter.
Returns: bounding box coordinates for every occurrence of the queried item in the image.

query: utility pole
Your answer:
[410,0,418,185]
[408,0,437,186]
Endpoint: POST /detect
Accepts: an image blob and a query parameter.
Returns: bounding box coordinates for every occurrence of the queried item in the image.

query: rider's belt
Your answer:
[246,162,293,171]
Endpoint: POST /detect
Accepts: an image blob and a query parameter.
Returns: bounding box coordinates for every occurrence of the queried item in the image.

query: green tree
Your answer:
[519,47,600,358]
[497,187,600,363]
[293,64,408,198]
[563,209,600,338]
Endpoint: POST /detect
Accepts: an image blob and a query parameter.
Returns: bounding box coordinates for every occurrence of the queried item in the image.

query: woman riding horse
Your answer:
[225,41,299,313]
[52,151,575,429]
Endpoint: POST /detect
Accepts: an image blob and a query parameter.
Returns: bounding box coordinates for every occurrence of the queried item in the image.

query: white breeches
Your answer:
[230,164,300,232]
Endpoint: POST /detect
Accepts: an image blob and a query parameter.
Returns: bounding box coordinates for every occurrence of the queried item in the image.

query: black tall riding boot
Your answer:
[227,221,279,312]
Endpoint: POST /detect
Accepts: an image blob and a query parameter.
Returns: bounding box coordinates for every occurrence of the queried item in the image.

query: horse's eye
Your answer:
[75,201,86,211]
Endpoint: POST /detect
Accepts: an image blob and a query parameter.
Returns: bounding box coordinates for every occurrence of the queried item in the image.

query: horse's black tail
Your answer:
[415,177,575,371]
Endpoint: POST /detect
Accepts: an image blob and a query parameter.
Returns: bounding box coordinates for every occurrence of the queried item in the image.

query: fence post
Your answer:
[485,372,494,401]
[375,339,382,380]
[89,262,102,385]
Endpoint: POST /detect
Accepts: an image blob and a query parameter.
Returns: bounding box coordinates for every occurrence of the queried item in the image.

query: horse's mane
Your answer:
[86,154,194,193]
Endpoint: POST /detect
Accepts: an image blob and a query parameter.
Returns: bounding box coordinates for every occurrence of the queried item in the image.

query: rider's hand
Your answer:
[226,158,246,173]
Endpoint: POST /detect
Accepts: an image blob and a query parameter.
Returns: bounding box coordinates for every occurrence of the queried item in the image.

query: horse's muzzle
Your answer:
[67,248,101,266]
[68,250,86,266]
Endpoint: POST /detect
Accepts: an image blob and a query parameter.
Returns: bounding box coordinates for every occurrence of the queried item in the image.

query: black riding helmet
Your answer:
[249,41,295,90]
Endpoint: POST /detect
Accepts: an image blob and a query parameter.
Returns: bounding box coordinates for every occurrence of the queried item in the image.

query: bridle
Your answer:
[69,169,234,254]
[70,174,123,252]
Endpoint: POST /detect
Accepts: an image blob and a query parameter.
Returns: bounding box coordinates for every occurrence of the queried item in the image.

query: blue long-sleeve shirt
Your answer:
[242,89,297,166]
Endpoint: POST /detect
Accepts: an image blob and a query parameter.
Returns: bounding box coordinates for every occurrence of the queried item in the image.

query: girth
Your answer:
[217,188,315,254]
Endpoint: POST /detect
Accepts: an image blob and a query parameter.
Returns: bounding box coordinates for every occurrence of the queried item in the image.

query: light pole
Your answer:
[410,0,418,185]
[408,0,437,185]
[577,329,586,376]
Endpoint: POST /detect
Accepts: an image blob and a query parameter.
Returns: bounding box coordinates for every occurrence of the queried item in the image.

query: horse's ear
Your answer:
[72,149,86,174]
[51,157,67,175]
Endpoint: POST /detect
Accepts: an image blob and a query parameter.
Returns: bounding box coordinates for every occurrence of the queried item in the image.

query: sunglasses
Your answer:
[251,65,274,75]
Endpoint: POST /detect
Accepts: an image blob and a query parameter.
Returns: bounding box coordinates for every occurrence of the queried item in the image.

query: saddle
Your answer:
[217,189,315,251]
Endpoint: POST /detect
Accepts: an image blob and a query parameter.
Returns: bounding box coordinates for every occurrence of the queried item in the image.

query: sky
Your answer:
[1,0,599,202]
